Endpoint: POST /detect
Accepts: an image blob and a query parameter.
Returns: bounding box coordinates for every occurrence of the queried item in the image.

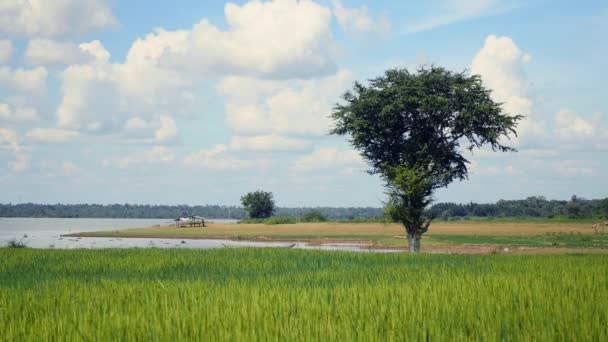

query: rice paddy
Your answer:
[1,248,607,340]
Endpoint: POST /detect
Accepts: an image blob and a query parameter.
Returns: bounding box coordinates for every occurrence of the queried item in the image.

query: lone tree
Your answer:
[241,190,275,219]
[331,66,521,252]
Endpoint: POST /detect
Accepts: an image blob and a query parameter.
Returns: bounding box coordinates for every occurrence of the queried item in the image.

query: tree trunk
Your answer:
[407,231,422,253]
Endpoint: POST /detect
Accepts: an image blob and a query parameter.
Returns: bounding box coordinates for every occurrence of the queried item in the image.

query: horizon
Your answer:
[1,0,607,207]
[1,194,605,208]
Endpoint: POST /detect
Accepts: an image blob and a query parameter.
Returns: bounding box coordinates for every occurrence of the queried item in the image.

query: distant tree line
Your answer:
[426,196,608,220]
[0,196,606,220]
[0,203,382,220]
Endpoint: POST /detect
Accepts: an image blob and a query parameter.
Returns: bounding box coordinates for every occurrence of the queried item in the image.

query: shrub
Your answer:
[302,211,327,222]
[265,217,297,225]
[239,216,297,225]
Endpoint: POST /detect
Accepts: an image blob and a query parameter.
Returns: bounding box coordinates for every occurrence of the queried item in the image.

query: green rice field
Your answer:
[1,248,607,340]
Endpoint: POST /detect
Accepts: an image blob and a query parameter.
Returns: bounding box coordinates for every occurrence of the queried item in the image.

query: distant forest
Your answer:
[1,196,607,220]
[0,196,608,221]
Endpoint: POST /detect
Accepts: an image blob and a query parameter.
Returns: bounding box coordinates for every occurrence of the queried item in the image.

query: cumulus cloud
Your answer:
[0,40,12,64]
[56,40,192,134]
[332,0,390,36]
[553,110,608,150]
[471,34,547,145]
[291,147,363,173]
[0,0,117,38]
[230,134,312,151]
[49,0,341,146]
[105,146,175,169]
[25,128,80,143]
[122,116,178,143]
[0,127,29,171]
[154,116,178,142]
[219,69,353,136]
[183,144,266,171]
[0,66,47,96]
[0,103,38,122]
[472,35,531,115]
[155,0,337,79]
[555,109,594,140]
[25,39,94,66]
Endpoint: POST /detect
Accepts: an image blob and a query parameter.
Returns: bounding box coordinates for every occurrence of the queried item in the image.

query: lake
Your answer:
[0,218,237,249]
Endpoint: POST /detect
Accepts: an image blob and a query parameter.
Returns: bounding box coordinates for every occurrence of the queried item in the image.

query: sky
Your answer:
[0,0,606,207]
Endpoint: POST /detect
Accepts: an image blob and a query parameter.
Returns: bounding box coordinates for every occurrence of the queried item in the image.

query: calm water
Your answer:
[0,218,236,249]
[0,217,396,252]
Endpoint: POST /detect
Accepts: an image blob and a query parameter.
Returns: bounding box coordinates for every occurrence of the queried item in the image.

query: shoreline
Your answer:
[63,232,608,255]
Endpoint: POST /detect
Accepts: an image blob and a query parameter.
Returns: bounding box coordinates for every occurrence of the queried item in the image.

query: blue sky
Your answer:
[0,0,606,207]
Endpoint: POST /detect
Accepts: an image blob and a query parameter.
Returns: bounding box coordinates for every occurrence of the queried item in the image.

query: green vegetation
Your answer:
[2,196,607,221]
[331,67,522,251]
[239,212,326,224]
[1,249,606,340]
[241,190,275,219]
[432,232,608,248]
[239,216,297,225]
[428,196,608,220]
[302,210,327,222]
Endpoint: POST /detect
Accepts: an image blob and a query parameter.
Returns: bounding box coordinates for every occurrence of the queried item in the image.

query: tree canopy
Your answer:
[331,66,522,251]
[241,190,275,219]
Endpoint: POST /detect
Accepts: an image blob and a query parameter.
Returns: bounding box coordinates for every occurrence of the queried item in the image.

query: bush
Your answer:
[239,216,296,225]
[265,217,297,225]
[302,211,327,222]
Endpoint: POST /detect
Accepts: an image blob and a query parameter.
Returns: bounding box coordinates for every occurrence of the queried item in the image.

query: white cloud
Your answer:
[0,127,20,152]
[403,0,522,34]
[472,35,531,115]
[554,110,608,150]
[230,134,312,151]
[154,116,178,142]
[123,116,178,143]
[25,39,93,66]
[332,0,390,36]
[184,144,262,171]
[471,34,547,145]
[0,0,117,38]
[555,109,594,141]
[0,127,28,171]
[62,161,81,176]
[291,147,363,173]
[0,66,47,96]
[26,128,80,143]
[0,103,39,122]
[0,40,12,64]
[57,40,194,133]
[220,69,353,136]
[156,0,337,79]
[54,0,340,143]
[105,146,175,169]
